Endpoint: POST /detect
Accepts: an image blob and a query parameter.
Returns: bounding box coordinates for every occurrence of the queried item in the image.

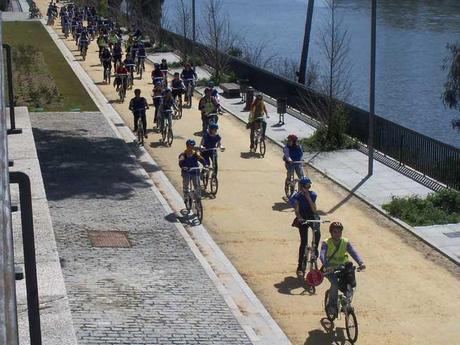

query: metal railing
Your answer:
[0,11,20,345]
[158,28,460,190]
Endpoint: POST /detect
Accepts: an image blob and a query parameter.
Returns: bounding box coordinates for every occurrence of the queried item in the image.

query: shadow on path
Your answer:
[304,318,351,345]
[327,175,370,214]
[33,127,152,201]
[274,276,315,296]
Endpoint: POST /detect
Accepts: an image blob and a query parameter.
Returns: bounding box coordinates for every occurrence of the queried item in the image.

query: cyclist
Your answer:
[112,42,123,70]
[181,63,197,103]
[247,94,269,152]
[79,28,90,55]
[289,176,320,277]
[159,88,177,131]
[133,27,143,40]
[152,81,164,128]
[108,30,119,52]
[124,53,136,85]
[170,72,185,103]
[129,88,149,138]
[179,139,208,198]
[160,58,169,84]
[283,134,305,184]
[152,63,164,86]
[320,222,366,317]
[100,47,112,82]
[198,87,219,133]
[208,81,222,113]
[136,42,146,74]
[113,62,129,92]
[97,32,108,59]
[200,123,223,174]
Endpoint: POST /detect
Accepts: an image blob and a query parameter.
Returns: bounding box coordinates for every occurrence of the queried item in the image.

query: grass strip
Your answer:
[3,21,97,111]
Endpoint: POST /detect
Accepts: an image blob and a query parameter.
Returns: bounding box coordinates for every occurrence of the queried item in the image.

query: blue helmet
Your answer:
[299,177,312,186]
[208,81,214,87]
[209,123,218,130]
[186,139,196,146]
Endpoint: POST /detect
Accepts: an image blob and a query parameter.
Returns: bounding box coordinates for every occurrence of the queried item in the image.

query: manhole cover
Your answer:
[444,231,460,239]
[87,231,131,248]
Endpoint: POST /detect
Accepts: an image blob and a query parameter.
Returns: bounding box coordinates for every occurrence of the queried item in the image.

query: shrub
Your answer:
[382,189,460,226]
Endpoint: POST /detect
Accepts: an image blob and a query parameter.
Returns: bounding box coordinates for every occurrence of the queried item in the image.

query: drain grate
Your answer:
[443,231,460,239]
[88,230,131,248]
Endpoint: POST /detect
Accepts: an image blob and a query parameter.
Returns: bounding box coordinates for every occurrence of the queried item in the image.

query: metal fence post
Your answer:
[368,0,376,176]
[2,44,21,135]
[9,172,42,345]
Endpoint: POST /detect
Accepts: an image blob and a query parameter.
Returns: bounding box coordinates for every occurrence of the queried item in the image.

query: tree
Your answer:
[442,42,460,130]
[199,0,237,83]
[301,0,353,150]
[173,0,193,62]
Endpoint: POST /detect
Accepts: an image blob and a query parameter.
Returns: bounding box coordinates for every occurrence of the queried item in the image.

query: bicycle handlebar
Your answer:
[200,147,225,152]
[300,219,330,224]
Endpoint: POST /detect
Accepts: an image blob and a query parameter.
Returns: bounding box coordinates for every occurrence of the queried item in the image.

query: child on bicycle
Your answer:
[113,62,128,91]
[200,123,224,174]
[320,222,366,317]
[171,72,185,103]
[289,176,321,277]
[128,88,149,138]
[159,88,177,130]
[247,94,269,152]
[179,139,208,198]
[283,134,305,184]
[152,81,164,129]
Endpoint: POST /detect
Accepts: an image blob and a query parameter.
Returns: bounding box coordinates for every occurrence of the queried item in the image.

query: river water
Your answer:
[163,0,460,148]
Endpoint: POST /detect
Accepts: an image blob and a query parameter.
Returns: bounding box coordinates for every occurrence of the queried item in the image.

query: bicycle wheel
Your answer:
[139,65,143,79]
[137,119,144,146]
[178,99,183,119]
[167,125,174,146]
[161,120,167,143]
[345,309,358,343]
[201,169,209,189]
[259,139,266,157]
[284,175,295,199]
[185,193,192,211]
[210,174,218,196]
[193,197,203,224]
[324,290,337,322]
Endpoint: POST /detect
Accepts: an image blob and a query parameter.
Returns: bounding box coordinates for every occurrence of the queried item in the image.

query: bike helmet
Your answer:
[186,139,196,146]
[208,81,214,87]
[329,221,344,232]
[287,134,298,142]
[299,177,312,186]
[209,123,218,130]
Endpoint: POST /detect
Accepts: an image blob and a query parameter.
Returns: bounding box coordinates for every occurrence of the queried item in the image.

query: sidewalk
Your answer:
[149,51,459,265]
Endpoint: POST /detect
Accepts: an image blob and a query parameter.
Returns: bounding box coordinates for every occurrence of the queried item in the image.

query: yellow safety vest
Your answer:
[326,237,349,268]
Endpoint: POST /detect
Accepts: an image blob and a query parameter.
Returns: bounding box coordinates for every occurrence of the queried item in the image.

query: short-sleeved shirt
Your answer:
[289,191,317,219]
[129,97,148,112]
[202,133,221,149]
[179,152,203,175]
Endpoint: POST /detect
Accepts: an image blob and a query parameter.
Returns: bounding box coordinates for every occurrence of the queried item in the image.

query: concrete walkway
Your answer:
[149,51,459,265]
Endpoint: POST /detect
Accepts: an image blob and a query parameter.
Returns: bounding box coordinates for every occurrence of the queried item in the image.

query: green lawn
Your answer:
[3,21,97,111]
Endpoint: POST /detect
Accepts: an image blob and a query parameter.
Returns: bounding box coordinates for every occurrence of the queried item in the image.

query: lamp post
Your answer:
[368,0,376,176]
[298,0,315,84]
[192,0,196,70]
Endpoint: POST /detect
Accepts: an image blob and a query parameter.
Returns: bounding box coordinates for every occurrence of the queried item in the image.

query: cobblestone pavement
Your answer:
[31,112,252,345]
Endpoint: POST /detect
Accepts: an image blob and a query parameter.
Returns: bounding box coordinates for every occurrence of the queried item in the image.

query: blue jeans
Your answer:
[286,162,305,180]
[326,273,340,311]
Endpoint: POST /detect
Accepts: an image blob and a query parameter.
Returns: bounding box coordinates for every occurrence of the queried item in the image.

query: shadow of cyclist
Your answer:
[274,276,314,295]
[304,318,350,345]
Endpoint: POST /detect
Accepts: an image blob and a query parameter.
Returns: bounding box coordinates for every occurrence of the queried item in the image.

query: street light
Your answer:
[192,0,196,71]
[368,0,376,176]
[298,0,315,85]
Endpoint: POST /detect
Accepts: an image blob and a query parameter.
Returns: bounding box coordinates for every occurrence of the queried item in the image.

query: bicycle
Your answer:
[252,119,266,158]
[284,161,307,199]
[324,264,364,344]
[136,114,145,146]
[103,63,111,84]
[126,64,135,89]
[183,167,204,224]
[173,90,183,119]
[160,110,174,146]
[202,112,218,134]
[80,42,88,60]
[200,147,225,197]
[136,56,145,79]
[116,75,128,103]
[298,219,330,294]
[184,79,195,107]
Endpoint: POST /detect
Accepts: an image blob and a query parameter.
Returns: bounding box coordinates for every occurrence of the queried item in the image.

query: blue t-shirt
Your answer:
[287,144,303,161]
[202,133,221,149]
[289,191,317,218]
[179,152,202,175]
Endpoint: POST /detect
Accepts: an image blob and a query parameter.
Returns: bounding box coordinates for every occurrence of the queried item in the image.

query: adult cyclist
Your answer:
[128,88,149,138]
[248,94,269,152]
[180,63,197,102]
[283,134,305,185]
[170,72,185,103]
[100,47,112,82]
[289,176,321,277]
[200,123,224,174]
[198,87,219,133]
[320,222,366,317]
